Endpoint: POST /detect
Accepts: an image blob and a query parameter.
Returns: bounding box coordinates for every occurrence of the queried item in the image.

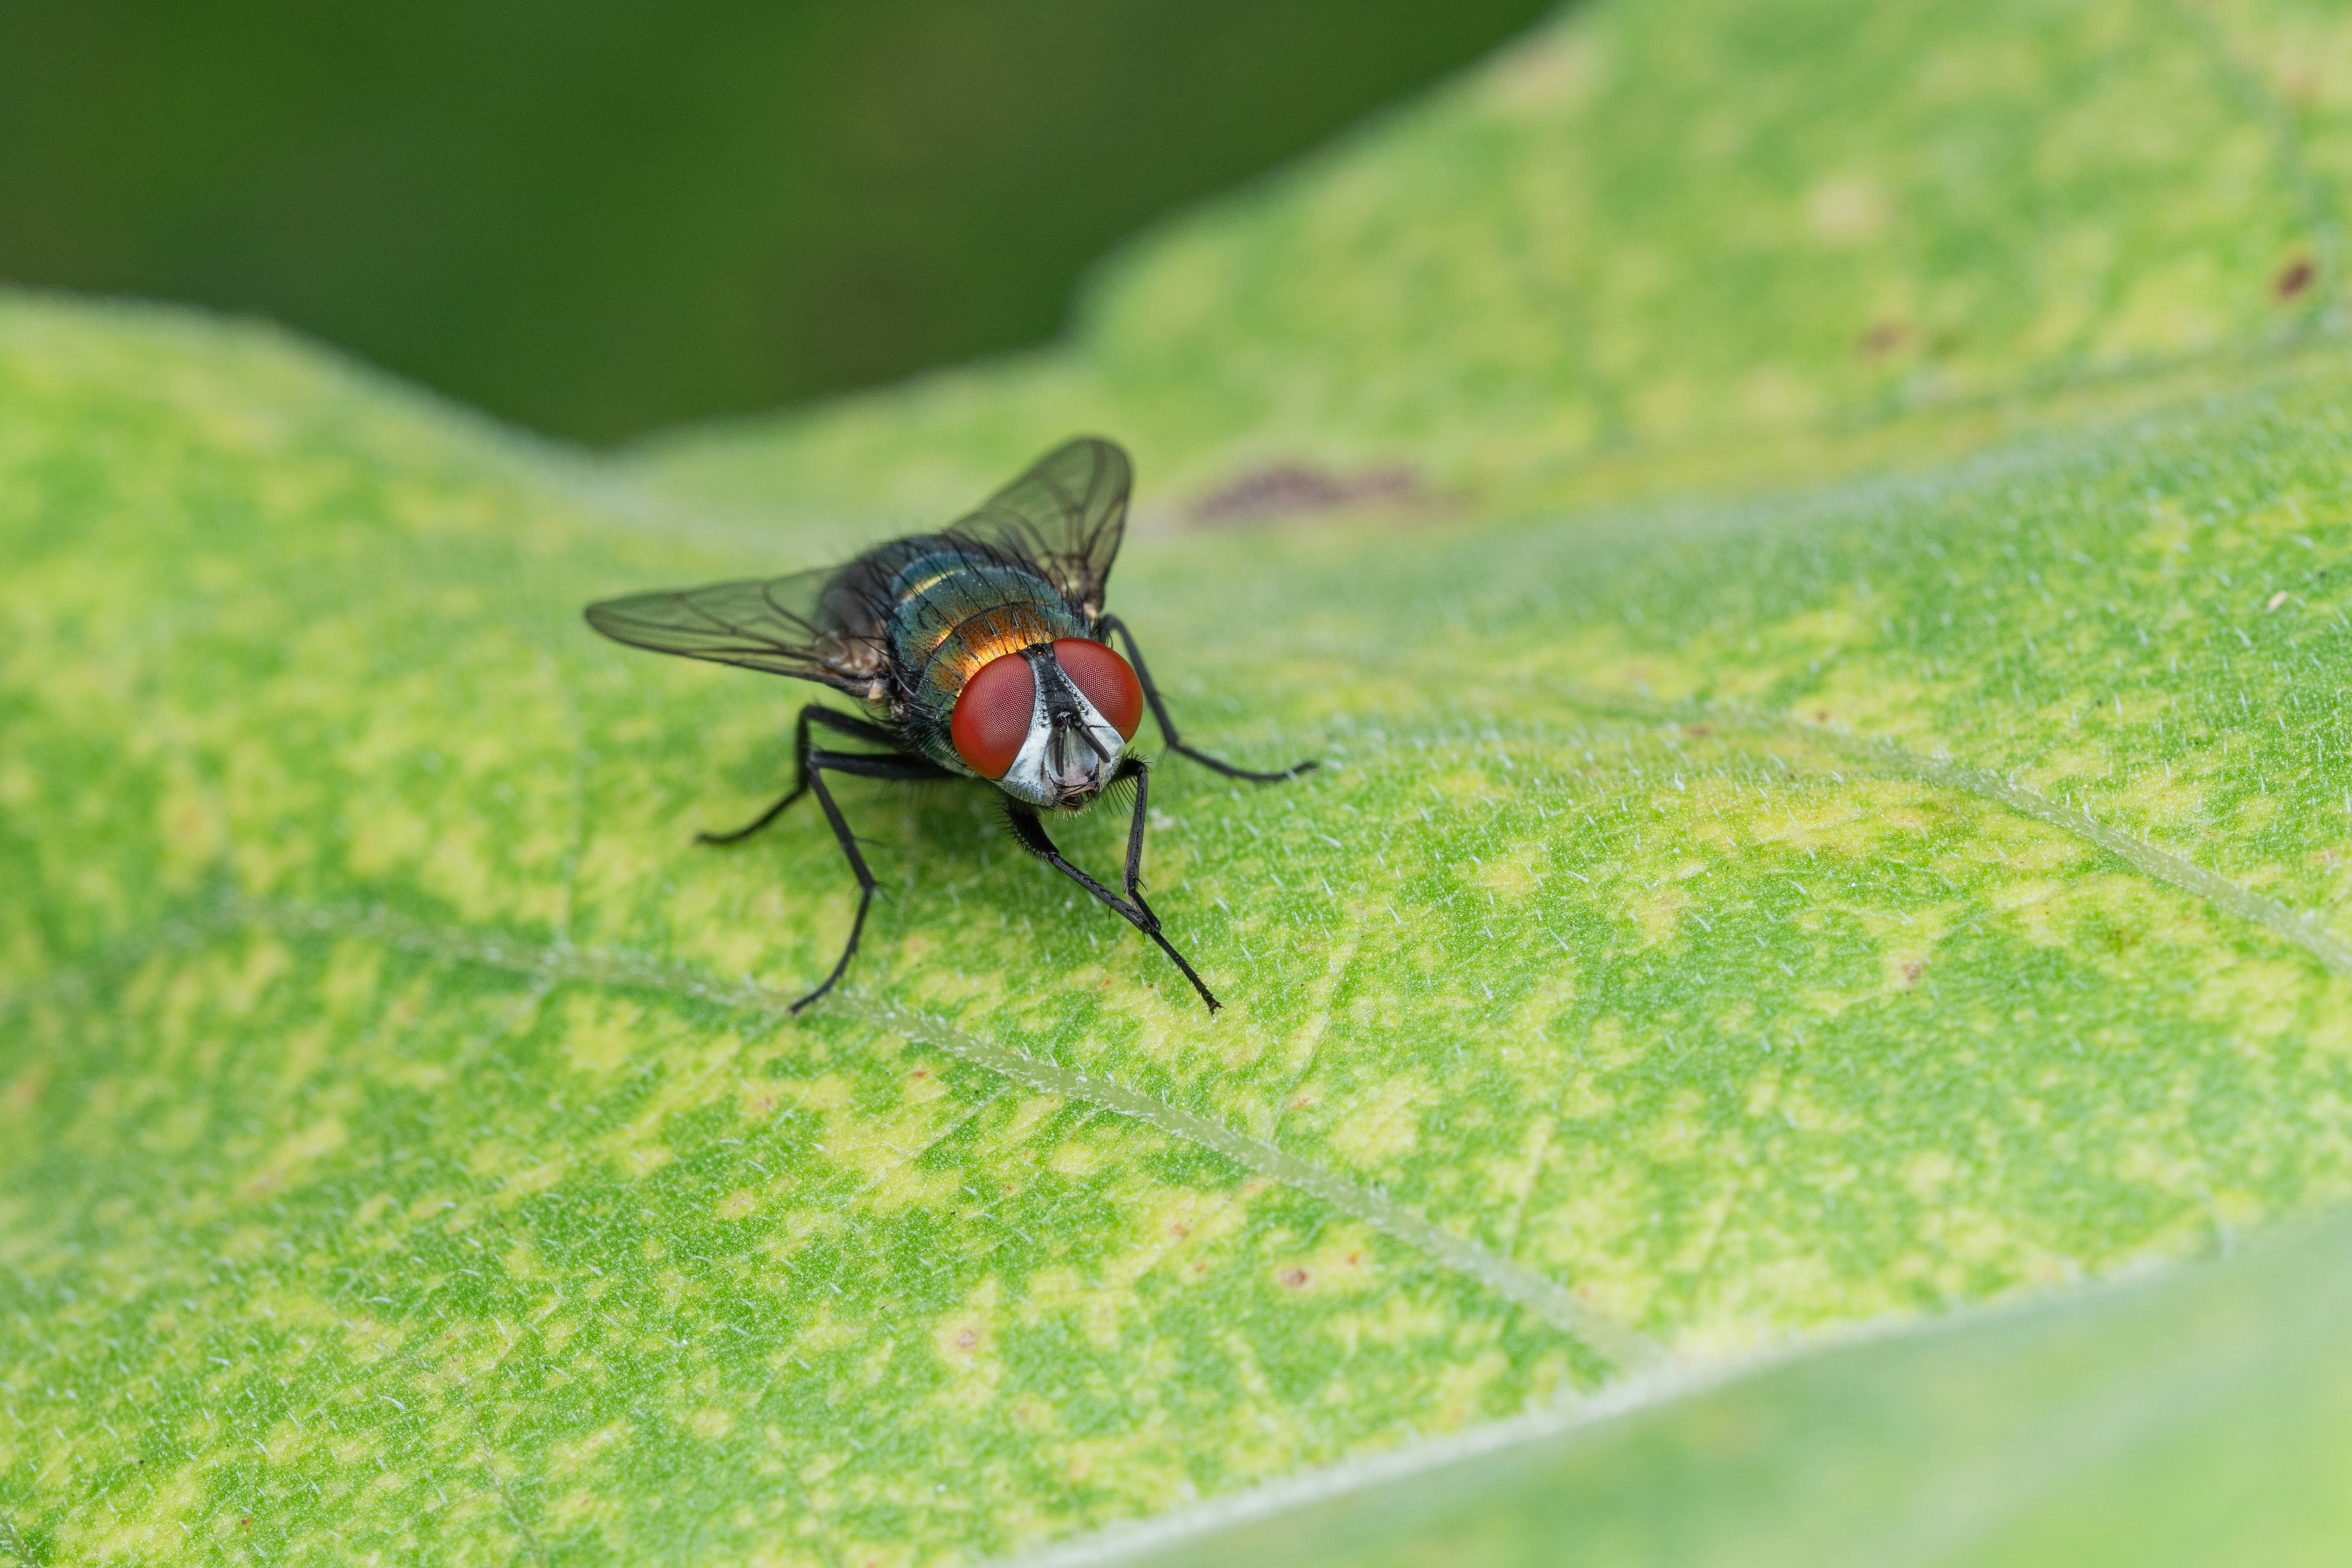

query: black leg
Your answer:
[1006,758,1221,1013]
[700,704,916,845]
[789,745,957,1012]
[699,790,801,846]
[1095,614,1316,783]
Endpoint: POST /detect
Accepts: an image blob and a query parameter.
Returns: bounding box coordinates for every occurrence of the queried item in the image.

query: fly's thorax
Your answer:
[914,603,1062,710]
[887,552,1071,655]
[889,556,1079,690]
[881,547,1087,771]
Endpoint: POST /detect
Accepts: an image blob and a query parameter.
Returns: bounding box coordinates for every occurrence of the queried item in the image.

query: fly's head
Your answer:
[951,636,1144,810]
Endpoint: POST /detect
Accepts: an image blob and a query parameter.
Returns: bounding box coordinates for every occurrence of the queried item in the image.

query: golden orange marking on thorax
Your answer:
[922,603,1060,703]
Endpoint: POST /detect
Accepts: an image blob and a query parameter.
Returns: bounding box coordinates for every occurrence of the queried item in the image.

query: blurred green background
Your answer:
[0,0,1553,443]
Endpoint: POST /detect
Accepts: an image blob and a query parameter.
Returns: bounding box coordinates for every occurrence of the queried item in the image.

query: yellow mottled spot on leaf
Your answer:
[1430,1348,1512,1427]
[236,1115,346,1200]
[562,992,643,1074]
[548,1421,630,1480]
[2188,958,2315,1039]
[1806,174,1890,244]
[1626,878,1692,948]
[1327,1072,1433,1169]
[1652,1088,1710,1162]
[549,1488,619,1531]
[1904,1149,1961,1200]
[930,1278,1005,1414]
[499,1158,568,1200]
[1478,844,1543,901]
[157,768,226,889]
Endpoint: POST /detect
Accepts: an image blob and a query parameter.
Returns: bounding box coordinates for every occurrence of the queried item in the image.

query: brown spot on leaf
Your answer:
[1187,462,1427,526]
[1901,959,1925,986]
[1278,1267,1310,1289]
[2276,257,2316,300]
[1856,320,1910,358]
[2,1069,45,1115]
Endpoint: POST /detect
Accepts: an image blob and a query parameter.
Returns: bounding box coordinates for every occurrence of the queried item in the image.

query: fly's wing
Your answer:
[583,568,891,698]
[948,437,1131,620]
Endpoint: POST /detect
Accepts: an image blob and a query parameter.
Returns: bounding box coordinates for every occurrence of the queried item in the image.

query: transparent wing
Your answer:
[583,568,887,695]
[948,437,1131,619]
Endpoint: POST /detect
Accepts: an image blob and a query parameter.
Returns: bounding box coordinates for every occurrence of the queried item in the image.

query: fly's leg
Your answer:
[1006,757,1221,1013]
[788,746,956,1012]
[1094,614,1316,783]
[700,704,909,845]
[699,790,801,846]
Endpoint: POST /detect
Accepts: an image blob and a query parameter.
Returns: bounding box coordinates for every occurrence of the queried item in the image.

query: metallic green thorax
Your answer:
[883,544,1085,772]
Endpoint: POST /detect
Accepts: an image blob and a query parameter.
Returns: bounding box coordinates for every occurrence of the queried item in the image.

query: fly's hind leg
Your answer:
[1093,614,1316,783]
[699,704,907,845]
[786,745,956,1012]
[1006,757,1221,1013]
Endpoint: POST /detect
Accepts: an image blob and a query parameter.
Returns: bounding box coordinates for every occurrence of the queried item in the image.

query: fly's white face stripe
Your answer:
[997,659,1126,808]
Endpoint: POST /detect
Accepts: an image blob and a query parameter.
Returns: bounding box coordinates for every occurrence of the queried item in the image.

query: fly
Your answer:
[584,437,1314,1014]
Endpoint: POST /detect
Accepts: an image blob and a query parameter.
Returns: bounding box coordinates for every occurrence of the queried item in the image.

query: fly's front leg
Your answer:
[1117,755,1152,902]
[788,747,956,1012]
[1095,614,1316,783]
[1006,766,1221,1013]
[700,704,905,845]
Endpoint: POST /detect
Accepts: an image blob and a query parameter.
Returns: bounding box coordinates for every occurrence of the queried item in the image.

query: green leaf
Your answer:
[1045,1205,2352,1568]
[12,0,2352,1562]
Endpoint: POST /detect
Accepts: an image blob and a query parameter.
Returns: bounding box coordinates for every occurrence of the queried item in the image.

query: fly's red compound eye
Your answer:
[1053,637,1143,740]
[950,651,1036,778]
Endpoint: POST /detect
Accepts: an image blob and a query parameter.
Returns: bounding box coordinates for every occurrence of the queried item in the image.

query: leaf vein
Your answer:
[156,894,1670,1376]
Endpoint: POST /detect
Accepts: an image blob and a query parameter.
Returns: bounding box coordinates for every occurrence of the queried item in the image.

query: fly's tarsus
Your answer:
[1169,741,1317,784]
[1006,758,1222,1013]
[698,788,805,845]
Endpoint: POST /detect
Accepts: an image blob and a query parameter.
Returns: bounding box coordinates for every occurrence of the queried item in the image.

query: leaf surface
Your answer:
[1053,1207,2352,1568]
[13,0,2352,1562]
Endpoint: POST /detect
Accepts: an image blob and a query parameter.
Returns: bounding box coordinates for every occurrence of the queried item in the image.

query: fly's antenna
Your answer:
[1044,709,1113,775]
[1065,710,1112,763]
